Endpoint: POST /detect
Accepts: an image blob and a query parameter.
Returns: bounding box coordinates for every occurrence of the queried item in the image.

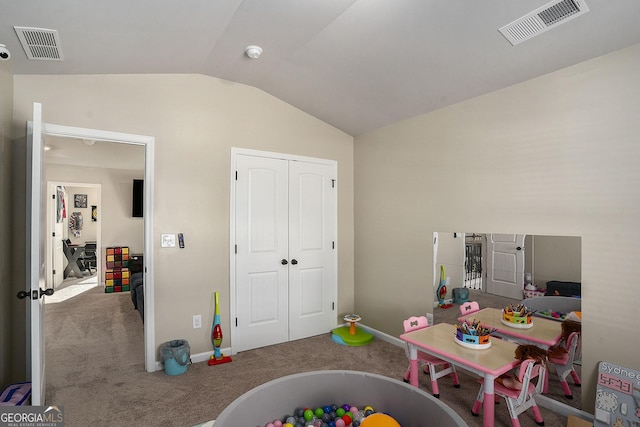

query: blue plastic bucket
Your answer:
[160,339,190,376]
[453,288,469,304]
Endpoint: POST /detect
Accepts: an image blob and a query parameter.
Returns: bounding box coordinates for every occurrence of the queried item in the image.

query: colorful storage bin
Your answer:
[104,246,130,293]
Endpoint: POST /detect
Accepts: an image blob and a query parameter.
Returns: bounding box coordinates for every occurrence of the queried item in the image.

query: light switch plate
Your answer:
[161,234,176,248]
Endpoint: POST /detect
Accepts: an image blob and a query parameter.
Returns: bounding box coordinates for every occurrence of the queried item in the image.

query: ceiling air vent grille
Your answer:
[14,27,64,60]
[499,0,589,46]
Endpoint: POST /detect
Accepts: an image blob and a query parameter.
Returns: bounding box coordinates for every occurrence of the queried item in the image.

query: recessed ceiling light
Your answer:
[245,45,263,59]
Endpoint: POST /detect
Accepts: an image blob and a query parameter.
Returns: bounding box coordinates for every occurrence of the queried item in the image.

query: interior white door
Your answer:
[26,102,50,405]
[288,161,336,340]
[233,152,337,352]
[485,234,525,299]
[235,155,290,351]
[52,186,64,287]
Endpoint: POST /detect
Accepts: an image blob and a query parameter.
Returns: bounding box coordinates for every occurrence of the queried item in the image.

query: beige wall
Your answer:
[13,74,354,362]
[434,232,465,297]
[47,166,145,255]
[354,43,640,412]
[527,235,581,287]
[0,63,13,385]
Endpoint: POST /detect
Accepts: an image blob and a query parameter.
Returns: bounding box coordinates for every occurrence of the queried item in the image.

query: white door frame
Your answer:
[229,147,338,355]
[41,123,156,372]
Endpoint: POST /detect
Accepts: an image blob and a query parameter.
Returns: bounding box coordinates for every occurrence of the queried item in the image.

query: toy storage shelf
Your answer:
[105,246,130,293]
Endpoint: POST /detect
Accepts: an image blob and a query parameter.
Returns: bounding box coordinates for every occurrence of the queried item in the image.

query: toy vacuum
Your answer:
[437,265,453,309]
[208,291,232,366]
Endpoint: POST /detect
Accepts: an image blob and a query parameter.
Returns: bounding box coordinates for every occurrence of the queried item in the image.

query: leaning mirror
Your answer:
[433,232,582,411]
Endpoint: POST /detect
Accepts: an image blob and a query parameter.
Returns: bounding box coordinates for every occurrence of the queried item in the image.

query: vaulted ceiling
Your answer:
[2,0,640,137]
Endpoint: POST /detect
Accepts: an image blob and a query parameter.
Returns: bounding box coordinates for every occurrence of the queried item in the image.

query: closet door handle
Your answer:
[281,259,288,265]
[291,259,298,265]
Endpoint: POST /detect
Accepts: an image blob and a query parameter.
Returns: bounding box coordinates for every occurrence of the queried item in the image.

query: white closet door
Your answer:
[233,151,338,352]
[288,161,336,340]
[235,155,289,351]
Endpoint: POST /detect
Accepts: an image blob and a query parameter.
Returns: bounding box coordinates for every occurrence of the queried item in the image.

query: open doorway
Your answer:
[46,182,102,296]
[40,123,155,372]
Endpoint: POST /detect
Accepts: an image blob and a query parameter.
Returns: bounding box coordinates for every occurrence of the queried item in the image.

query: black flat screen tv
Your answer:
[132,179,144,218]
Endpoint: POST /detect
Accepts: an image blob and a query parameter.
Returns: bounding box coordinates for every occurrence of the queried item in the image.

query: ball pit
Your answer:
[214,370,468,426]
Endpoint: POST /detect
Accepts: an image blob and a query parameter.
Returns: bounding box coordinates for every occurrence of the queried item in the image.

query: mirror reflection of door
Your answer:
[485,234,525,299]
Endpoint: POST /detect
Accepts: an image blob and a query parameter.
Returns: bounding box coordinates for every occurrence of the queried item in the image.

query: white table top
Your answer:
[459,307,563,347]
[400,322,520,377]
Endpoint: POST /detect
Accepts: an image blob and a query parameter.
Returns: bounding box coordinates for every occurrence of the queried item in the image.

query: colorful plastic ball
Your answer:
[336,408,346,417]
[315,408,325,418]
[349,407,358,414]
[304,410,315,421]
[329,411,337,420]
[360,414,400,427]
[342,415,352,425]
[331,404,339,411]
[335,419,346,427]
[323,406,331,414]
[274,422,283,427]
[342,404,351,412]
[283,424,294,427]
[328,421,336,427]
[266,423,275,427]
[363,406,374,413]
[322,413,331,423]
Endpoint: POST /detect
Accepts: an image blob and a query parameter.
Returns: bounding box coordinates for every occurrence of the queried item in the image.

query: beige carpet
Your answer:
[45,286,580,427]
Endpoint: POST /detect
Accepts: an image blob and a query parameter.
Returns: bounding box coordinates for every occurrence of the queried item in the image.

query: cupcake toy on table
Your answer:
[501,304,536,329]
[454,319,497,349]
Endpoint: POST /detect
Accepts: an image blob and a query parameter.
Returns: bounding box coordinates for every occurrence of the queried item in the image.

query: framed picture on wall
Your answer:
[74,194,87,208]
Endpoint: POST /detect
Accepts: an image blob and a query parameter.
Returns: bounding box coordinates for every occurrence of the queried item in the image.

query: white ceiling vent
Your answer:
[14,27,64,60]
[499,0,589,46]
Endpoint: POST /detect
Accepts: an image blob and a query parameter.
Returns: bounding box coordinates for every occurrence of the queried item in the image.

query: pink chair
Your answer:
[459,301,480,316]
[547,331,582,398]
[472,358,547,427]
[402,316,460,398]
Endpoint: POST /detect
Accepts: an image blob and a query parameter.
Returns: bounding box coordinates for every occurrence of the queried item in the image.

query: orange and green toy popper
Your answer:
[208,291,232,366]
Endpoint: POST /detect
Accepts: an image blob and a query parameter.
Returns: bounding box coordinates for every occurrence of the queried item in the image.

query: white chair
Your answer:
[472,358,547,427]
[402,316,460,398]
[459,301,480,316]
[547,331,582,398]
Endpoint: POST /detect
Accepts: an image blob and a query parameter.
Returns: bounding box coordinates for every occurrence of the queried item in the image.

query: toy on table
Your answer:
[454,319,497,349]
[208,291,232,366]
[501,303,535,328]
[332,313,374,346]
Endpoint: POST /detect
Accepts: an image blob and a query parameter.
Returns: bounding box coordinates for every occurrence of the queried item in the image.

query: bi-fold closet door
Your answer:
[233,152,337,352]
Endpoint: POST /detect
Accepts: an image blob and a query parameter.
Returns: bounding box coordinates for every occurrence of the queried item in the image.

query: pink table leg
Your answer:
[482,374,496,427]
[409,346,419,387]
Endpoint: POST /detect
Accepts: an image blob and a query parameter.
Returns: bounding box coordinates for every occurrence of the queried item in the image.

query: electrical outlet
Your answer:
[446,276,451,286]
[192,314,202,329]
[426,313,434,325]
